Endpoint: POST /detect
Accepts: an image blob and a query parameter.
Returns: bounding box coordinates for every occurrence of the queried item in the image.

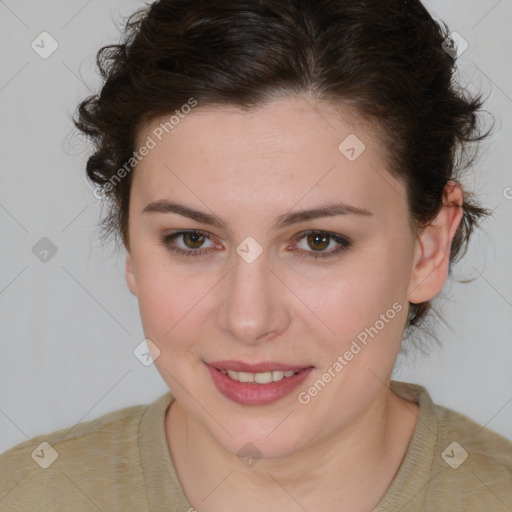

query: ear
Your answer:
[125,254,138,296]
[408,181,464,304]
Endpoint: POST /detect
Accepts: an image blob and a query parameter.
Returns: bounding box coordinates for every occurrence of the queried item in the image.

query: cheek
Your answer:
[134,255,227,359]
[294,240,411,354]
[132,249,197,342]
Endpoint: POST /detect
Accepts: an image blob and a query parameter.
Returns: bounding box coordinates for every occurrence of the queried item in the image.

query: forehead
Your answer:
[131,95,407,222]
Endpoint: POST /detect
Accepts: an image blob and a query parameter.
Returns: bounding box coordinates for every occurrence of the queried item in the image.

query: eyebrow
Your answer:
[141,200,372,231]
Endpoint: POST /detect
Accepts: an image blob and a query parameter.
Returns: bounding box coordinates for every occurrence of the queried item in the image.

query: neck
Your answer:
[166,383,419,512]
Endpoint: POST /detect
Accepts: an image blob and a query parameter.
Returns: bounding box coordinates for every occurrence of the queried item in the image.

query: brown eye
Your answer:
[307,233,330,252]
[160,230,217,257]
[293,231,352,259]
[182,231,206,249]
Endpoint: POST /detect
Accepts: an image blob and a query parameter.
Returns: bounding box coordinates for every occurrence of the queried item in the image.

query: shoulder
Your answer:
[435,402,512,469]
[392,381,511,468]
[430,403,512,509]
[387,381,512,510]
[0,399,159,510]
[0,401,148,467]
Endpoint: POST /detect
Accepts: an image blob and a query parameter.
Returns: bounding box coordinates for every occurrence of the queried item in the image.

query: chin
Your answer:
[208,415,311,460]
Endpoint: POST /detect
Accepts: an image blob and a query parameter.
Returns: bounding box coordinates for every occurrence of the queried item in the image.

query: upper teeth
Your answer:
[221,369,299,384]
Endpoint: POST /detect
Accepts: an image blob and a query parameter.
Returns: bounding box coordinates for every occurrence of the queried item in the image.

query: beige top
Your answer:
[0,381,510,511]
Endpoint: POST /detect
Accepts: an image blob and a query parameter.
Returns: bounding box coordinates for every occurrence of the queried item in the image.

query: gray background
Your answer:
[0,0,511,455]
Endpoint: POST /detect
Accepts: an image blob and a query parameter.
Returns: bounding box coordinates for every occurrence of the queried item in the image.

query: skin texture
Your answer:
[125,94,463,511]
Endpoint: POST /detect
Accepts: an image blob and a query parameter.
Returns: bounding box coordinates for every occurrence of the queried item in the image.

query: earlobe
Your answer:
[125,255,138,296]
[408,182,464,304]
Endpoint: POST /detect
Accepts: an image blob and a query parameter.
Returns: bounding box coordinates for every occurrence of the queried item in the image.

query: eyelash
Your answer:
[159,230,352,260]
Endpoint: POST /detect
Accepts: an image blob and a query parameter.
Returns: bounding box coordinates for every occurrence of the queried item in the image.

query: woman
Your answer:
[1,0,510,510]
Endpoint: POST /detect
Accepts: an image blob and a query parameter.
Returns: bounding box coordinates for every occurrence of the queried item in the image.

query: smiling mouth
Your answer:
[206,360,312,378]
[218,368,300,384]
[205,362,314,405]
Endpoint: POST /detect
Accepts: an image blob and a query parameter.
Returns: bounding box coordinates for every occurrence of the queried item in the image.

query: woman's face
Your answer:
[126,95,421,458]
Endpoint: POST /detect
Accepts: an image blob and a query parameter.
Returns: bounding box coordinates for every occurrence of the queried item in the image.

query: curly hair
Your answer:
[74,0,493,338]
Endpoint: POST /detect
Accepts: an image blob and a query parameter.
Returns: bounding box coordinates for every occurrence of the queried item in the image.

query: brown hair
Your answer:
[74,0,493,337]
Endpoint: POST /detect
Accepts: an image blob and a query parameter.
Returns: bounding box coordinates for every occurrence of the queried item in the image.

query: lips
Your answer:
[205,360,314,406]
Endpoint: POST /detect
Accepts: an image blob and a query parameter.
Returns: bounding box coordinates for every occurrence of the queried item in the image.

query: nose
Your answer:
[217,247,290,346]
